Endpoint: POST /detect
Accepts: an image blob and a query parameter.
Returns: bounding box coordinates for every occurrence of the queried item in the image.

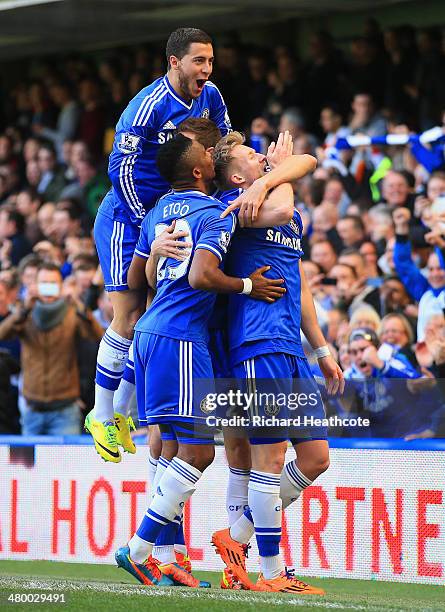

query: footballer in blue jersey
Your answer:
[115,134,287,588]
[88,28,232,463]
[210,131,343,593]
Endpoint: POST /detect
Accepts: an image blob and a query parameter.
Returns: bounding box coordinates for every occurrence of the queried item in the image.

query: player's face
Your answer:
[192,140,215,184]
[230,144,267,187]
[173,43,214,99]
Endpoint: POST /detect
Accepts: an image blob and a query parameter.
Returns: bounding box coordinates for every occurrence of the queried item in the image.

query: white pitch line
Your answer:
[0,576,431,612]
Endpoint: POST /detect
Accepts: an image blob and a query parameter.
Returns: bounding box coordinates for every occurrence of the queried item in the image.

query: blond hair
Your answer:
[379,312,414,345]
[349,306,381,332]
[213,131,245,190]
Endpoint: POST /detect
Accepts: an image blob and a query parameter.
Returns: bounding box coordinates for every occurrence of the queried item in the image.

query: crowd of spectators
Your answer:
[0,19,445,438]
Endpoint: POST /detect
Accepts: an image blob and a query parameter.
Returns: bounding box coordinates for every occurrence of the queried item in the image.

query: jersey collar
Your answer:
[163,75,194,110]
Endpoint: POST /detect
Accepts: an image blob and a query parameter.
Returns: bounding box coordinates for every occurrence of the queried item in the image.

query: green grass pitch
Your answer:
[0,560,443,611]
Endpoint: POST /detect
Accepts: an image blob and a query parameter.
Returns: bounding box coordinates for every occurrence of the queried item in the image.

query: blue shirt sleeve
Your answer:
[394,236,430,302]
[134,211,154,259]
[206,82,232,136]
[195,211,237,262]
[410,139,444,173]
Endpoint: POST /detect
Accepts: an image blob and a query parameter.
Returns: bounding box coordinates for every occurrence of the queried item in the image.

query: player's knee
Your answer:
[161,439,178,461]
[305,455,330,480]
[178,445,215,472]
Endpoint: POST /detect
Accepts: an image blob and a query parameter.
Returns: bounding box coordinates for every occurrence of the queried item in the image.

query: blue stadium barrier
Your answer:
[0,435,444,451]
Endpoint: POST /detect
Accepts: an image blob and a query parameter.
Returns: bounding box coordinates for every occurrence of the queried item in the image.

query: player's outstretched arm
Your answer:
[299,260,344,395]
[189,250,286,303]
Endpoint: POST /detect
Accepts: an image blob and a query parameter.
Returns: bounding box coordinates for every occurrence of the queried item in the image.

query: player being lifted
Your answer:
[86,28,231,462]
[210,132,344,593]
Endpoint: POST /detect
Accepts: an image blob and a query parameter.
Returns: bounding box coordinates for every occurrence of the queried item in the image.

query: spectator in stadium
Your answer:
[380,170,413,210]
[310,239,337,273]
[36,143,67,202]
[0,262,103,434]
[366,204,394,255]
[343,327,444,438]
[359,241,381,278]
[348,92,386,137]
[336,215,366,249]
[34,80,80,161]
[15,188,43,244]
[51,199,82,246]
[378,312,417,368]
[59,155,109,218]
[319,104,350,148]
[0,207,31,269]
[78,77,106,160]
[393,206,445,341]
[17,253,40,302]
[349,306,381,332]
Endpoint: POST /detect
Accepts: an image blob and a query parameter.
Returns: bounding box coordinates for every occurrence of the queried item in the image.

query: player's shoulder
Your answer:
[203,80,225,100]
[126,77,169,127]
[212,187,242,206]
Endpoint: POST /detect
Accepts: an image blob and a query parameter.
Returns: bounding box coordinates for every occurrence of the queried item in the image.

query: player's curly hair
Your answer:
[156,134,194,186]
[166,28,212,67]
[213,131,245,190]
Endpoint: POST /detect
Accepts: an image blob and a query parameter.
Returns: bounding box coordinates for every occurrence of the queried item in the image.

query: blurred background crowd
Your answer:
[0,18,445,438]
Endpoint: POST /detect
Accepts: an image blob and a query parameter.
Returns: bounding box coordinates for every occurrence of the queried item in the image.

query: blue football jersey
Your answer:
[102,76,231,225]
[134,190,236,342]
[225,202,306,366]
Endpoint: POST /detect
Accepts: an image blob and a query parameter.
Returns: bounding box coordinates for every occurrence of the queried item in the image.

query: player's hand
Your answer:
[318,356,345,395]
[221,180,269,226]
[151,220,192,260]
[248,265,286,303]
[266,130,293,169]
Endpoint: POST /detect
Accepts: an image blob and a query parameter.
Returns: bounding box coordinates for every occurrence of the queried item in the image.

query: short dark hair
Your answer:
[178,118,221,150]
[1,207,25,234]
[56,198,82,220]
[334,262,358,279]
[156,134,195,186]
[339,215,365,233]
[166,28,212,66]
[37,261,62,276]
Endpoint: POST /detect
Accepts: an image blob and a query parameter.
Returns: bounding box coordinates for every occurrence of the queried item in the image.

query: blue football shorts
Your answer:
[133,331,216,444]
[94,192,140,292]
[231,353,327,445]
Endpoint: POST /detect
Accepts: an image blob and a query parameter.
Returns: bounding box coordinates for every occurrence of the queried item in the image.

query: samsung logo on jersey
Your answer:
[158,131,175,144]
[163,202,190,218]
[266,229,301,251]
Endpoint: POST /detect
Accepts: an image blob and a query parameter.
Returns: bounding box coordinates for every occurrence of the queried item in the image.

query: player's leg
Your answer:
[114,343,137,453]
[224,434,251,525]
[117,336,212,587]
[283,355,330,508]
[86,208,144,460]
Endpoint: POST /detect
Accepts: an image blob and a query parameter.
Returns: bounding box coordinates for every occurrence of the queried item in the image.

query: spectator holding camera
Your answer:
[0,262,103,435]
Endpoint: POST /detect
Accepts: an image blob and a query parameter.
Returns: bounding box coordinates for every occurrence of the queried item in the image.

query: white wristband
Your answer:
[240,278,253,295]
[315,345,330,359]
